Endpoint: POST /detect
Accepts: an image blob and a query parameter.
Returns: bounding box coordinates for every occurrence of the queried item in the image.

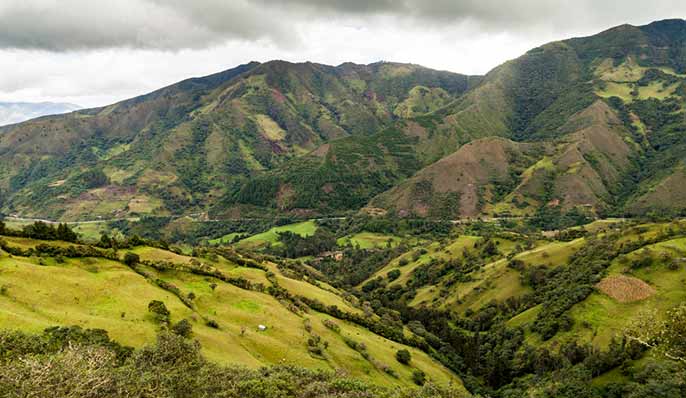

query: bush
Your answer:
[322,319,340,333]
[148,300,170,324]
[395,349,411,365]
[387,269,401,281]
[171,319,193,338]
[123,252,140,266]
[412,369,426,386]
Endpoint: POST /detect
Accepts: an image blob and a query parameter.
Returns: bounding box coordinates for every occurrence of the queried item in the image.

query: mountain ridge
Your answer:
[3,19,686,220]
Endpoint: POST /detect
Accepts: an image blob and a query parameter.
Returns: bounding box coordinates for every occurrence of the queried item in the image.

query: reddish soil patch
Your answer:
[276,184,295,210]
[404,121,428,139]
[271,89,286,103]
[311,143,330,158]
[596,275,656,302]
[361,207,388,217]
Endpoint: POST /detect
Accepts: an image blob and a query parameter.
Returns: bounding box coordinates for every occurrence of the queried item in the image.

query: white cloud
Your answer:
[0,1,685,107]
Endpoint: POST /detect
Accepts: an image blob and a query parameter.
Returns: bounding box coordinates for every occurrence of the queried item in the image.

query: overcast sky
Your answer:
[1,0,685,108]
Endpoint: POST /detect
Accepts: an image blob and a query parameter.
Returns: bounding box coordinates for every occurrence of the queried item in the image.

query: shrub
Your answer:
[205,319,219,329]
[171,319,193,338]
[148,300,170,324]
[123,252,140,266]
[387,269,401,281]
[322,319,340,333]
[343,336,358,350]
[395,349,411,365]
[412,369,426,386]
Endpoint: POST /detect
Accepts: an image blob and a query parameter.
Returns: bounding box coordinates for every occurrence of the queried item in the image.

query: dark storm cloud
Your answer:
[269,0,685,32]
[0,0,291,51]
[0,0,685,51]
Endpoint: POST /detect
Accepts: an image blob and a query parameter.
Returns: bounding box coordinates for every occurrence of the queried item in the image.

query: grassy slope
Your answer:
[542,237,686,348]
[444,222,686,353]
[0,236,461,389]
[236,221,318,248]
[337,232,402,249]
[2,61,475,221]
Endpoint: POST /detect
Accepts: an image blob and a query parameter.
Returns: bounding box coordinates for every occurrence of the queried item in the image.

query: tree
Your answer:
[123,252,140,266]
[171,319,193,338]
[412,369,426,386]
[387,269,401,281]
[56,223,78,242]
[99,233,113,249]
[625,304,686,365]
[395,349,411,365]
[22,221,56,240]
[148,300,170,324]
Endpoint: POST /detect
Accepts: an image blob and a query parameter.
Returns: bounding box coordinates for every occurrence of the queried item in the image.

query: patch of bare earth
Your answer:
[276,184,295,210]
[596,275,656,302]
[311,143,331,157]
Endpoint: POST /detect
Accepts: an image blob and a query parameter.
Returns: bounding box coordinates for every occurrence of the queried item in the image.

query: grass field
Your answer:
[337,232,402,249]
[521,236,686,348]
[208,232,243,245]
[235,221,318,248]
[0,235,461,388]
[364,235,481,290]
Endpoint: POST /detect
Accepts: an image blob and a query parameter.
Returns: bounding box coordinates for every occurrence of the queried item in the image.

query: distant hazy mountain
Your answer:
[0,102,80,126]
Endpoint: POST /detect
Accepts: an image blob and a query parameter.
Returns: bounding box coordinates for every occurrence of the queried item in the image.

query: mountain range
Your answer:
[2,19,686,221]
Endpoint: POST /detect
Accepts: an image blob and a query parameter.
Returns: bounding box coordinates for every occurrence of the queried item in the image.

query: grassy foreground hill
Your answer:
[0,231,463,391]
[2,215,686,396]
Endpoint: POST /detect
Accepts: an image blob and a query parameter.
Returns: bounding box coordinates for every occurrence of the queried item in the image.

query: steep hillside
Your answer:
[2,214,685,396]
[370,138,541,217]
[4,19,686,221]
[0,232,462,389]
[367,19,686,219]
[0,61,477,220]
[340,217,686,395]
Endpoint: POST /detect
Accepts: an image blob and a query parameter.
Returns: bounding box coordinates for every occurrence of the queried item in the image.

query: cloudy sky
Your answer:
[1,0,685,108]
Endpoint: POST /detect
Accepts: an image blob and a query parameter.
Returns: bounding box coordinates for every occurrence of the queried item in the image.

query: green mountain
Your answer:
[368,19,686,219]
[0,61,477,220]
[3,19,686,221]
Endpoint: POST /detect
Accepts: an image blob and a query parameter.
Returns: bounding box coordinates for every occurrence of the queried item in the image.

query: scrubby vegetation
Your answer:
[3,214,686,396]
[0,328,466,398]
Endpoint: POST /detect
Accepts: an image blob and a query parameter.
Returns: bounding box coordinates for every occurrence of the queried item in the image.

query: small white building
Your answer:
[258,324,267,331]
